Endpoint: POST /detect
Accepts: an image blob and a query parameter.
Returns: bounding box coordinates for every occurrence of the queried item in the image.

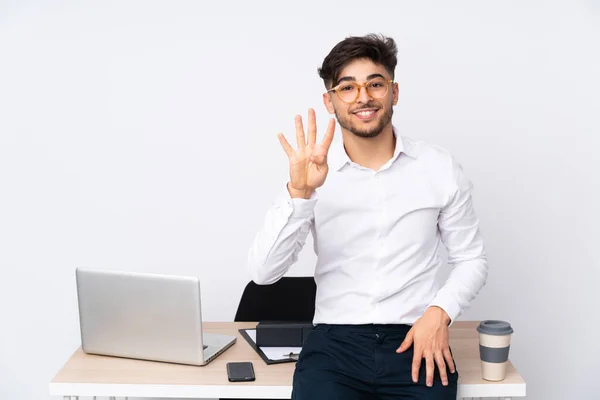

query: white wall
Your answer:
[1,1,599,399]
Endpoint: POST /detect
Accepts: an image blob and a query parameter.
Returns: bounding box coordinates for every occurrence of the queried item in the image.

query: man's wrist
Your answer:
[428,306,451,325]
[287,183,313,199]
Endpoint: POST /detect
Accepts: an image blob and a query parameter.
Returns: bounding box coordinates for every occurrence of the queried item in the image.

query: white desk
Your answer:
[50,321,526,399]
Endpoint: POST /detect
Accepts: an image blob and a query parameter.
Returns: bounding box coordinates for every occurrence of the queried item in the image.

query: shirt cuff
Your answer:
[427,292,462,325]
[275,185,318,219]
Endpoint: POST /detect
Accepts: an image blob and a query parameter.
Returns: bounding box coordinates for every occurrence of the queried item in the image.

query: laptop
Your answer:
[75,268,236,366]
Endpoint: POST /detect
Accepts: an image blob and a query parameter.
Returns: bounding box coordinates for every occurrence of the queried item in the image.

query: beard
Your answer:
[334,101,394,138]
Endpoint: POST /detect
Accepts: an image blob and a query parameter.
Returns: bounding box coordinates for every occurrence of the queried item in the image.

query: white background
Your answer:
[1,1,599,399]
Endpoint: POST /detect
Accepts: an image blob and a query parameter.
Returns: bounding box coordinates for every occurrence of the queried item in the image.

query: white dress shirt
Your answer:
[247,129,488,325]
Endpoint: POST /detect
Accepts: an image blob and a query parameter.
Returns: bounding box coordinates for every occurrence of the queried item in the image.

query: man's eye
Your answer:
[340,85,354,91]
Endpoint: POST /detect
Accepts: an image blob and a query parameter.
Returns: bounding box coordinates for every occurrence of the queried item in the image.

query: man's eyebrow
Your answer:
[366,73,386,81]
[335,76,356,86]
[335,73,387,86]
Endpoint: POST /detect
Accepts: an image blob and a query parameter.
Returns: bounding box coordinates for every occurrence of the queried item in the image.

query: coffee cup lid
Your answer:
[477,320,513,336]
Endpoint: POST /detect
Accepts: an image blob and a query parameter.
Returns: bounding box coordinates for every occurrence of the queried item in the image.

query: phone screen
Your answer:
[227,362,255,382]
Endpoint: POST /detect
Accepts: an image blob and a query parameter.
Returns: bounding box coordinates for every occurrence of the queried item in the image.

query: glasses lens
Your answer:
[336,83,359,102]
[366,78,389,98]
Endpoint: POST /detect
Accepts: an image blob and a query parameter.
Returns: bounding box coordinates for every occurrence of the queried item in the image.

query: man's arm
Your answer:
[248,109,335,285]
[397,154,488,387]
[428,155,489,323]
[247,185,317,285]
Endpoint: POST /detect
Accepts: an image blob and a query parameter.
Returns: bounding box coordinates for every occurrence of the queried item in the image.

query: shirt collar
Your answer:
[330,125,417,172]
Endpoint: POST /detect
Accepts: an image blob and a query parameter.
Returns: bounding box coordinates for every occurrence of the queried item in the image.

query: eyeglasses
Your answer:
[327,78,393,103]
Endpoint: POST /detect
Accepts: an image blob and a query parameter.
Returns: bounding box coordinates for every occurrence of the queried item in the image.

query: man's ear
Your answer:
[392,82,399,106]
[323,92,335,114]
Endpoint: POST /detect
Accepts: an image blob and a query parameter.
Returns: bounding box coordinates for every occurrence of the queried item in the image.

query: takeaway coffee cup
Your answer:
[477,320,513,381]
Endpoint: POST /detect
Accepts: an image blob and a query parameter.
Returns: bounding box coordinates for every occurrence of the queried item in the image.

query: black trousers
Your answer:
[291,324,458,400]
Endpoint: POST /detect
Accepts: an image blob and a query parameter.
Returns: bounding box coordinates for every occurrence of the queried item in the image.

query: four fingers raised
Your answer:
[280,109,336,159]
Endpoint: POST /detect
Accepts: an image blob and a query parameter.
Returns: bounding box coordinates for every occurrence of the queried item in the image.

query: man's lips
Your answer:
[352,108,379,120]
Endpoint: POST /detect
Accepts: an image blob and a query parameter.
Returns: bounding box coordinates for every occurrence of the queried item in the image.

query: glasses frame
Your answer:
[327,78,394,104]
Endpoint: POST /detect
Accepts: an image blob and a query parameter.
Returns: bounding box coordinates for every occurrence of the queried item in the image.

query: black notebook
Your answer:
[238,328,301,365]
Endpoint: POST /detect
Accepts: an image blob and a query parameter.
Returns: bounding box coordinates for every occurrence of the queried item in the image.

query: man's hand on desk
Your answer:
[396,306,455,388]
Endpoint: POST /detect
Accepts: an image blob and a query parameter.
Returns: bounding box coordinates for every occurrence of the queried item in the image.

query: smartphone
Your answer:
[226,361,256,382]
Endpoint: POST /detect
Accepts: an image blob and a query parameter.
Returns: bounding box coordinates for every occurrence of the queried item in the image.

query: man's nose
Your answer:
[356,85,373,104]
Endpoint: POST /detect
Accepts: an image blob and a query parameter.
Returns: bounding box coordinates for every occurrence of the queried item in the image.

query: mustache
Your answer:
[350,102,381,113]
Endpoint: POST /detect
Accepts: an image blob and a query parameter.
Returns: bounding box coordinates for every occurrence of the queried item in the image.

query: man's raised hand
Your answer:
[277,108,336,199]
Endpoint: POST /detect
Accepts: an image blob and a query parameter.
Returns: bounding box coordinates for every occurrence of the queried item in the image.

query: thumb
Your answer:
[396,329,414,353]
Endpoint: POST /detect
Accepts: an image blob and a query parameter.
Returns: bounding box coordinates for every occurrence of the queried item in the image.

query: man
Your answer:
[247,33,488,399]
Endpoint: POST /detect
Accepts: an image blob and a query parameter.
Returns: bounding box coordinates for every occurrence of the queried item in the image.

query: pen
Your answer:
[283,352,300,360]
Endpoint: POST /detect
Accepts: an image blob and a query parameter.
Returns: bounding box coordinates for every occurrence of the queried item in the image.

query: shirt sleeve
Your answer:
[247,185,318,285]
[428,156,489,324]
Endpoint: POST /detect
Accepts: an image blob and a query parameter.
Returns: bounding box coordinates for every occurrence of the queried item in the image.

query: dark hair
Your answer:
[318,33,398,89]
